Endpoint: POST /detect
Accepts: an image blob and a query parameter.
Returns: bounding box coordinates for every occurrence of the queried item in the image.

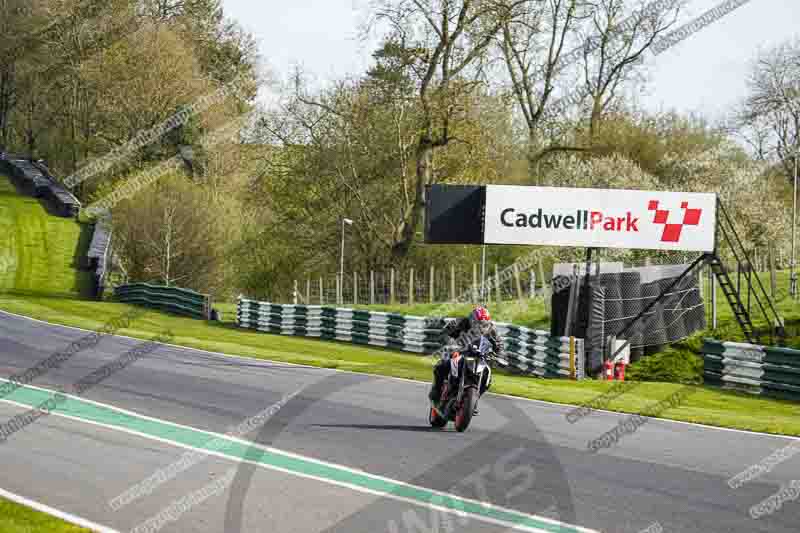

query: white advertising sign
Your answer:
[484,185,716,252]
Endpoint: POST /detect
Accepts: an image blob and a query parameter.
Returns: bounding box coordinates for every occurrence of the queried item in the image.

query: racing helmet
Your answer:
[470,306,492,334]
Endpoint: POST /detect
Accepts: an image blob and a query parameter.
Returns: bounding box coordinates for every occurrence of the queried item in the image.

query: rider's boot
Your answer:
[429,373,442,403]
[428,382,440,403]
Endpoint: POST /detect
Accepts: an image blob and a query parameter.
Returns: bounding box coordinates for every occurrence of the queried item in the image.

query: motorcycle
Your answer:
[429,335,494,432]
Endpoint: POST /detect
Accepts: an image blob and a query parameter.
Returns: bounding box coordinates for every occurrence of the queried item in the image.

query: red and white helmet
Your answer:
[470,306,492,333]
[471,306,491,322]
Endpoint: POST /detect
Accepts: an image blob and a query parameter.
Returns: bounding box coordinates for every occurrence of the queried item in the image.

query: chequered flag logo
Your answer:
[647,200,703,242]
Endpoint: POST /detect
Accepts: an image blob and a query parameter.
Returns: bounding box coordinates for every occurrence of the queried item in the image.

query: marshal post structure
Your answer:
[425,183,785,367]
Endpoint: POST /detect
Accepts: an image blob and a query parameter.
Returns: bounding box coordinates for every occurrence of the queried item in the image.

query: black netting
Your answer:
[554,259,707,363]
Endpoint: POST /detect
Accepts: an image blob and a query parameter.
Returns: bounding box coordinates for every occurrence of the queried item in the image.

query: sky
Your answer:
[223,0,799,122]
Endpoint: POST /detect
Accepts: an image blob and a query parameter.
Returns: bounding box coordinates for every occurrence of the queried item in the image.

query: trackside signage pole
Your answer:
[568,247,595,337]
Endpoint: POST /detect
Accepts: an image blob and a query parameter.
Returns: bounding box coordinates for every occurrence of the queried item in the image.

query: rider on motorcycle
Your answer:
[428,306,504,413]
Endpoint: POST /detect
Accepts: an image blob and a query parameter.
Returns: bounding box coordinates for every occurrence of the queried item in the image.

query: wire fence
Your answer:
[287,263,551,307]
[283,245,793,307]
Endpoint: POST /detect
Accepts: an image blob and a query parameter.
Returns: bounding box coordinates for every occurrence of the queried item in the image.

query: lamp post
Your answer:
[791,154,798,299]
[340,218,353,304]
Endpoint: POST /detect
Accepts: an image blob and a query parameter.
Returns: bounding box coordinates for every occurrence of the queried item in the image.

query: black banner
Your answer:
[424,184,485,244]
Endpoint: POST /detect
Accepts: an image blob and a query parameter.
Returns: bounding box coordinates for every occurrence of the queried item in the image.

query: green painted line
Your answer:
[0,381,595,533]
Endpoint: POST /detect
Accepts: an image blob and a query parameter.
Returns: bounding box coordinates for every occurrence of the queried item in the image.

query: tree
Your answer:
[576,0,681,139]
[143,0,259,88]
[254,66,518,280]
[112,173,226,292]
[737,39,800,181]
[0,0,51,150]
[369,0,527,258]
[498,0,588,177]
[75,23,218,194]
[499,0,682,173]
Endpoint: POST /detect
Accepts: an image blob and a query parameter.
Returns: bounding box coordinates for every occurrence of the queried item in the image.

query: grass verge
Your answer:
[1,294,800,436]
[0,173,92,298]
[0,497,89,533]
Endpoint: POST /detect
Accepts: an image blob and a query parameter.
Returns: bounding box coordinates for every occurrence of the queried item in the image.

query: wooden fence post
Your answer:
[430,265,435,303]
[319,277,324,305]
[306,279,311,304]
[336,275,341,306]
[472,264,478,302]
[769,244,777,298]
[530,270,536,298]
[538,258,546,297]
[390,268,396,304]
[495,264,501,303]
[293,280,298,305]
[370,270,375,305]
[513,263,523,301]
[409,268,415,305]
[450,265,456,302]
[354,271,358,305]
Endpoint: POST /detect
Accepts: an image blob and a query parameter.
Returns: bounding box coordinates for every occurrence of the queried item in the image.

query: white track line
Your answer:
[0,307,797,442]
[0,486,120,533]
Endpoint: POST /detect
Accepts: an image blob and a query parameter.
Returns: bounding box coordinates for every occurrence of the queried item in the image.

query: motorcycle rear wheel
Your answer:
[454,388,478,432]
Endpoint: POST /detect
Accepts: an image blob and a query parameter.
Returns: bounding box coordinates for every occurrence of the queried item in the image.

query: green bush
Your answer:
[626,342,704,384]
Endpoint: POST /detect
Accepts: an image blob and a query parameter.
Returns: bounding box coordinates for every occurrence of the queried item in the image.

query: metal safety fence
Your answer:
[494,323,585,379]
[0,154,81,217]
[703,339,800,401]
[237,299,447,354]
[87,210,112,299]
[114,283,213,320]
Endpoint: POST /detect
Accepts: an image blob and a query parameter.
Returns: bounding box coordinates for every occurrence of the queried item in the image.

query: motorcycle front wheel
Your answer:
[454,387,478,432]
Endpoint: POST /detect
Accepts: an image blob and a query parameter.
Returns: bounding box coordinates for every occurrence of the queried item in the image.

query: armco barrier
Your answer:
[494,323,585,379]
[703,339,800,401]
[237,299,585,379]
[0,154,81,217]
[114,283,212,320]
[237,298,446,353]
[88,213,112,299]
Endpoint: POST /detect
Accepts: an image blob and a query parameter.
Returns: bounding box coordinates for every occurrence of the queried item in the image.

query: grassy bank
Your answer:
[0,497,89,533]
[1,294,799,436]
[0,173,92,298]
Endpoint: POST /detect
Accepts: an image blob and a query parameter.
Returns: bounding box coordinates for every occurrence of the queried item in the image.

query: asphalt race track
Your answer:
[0,309,798,533]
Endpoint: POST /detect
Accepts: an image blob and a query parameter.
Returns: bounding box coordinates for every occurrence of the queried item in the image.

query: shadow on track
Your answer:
[310,423,443,432]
